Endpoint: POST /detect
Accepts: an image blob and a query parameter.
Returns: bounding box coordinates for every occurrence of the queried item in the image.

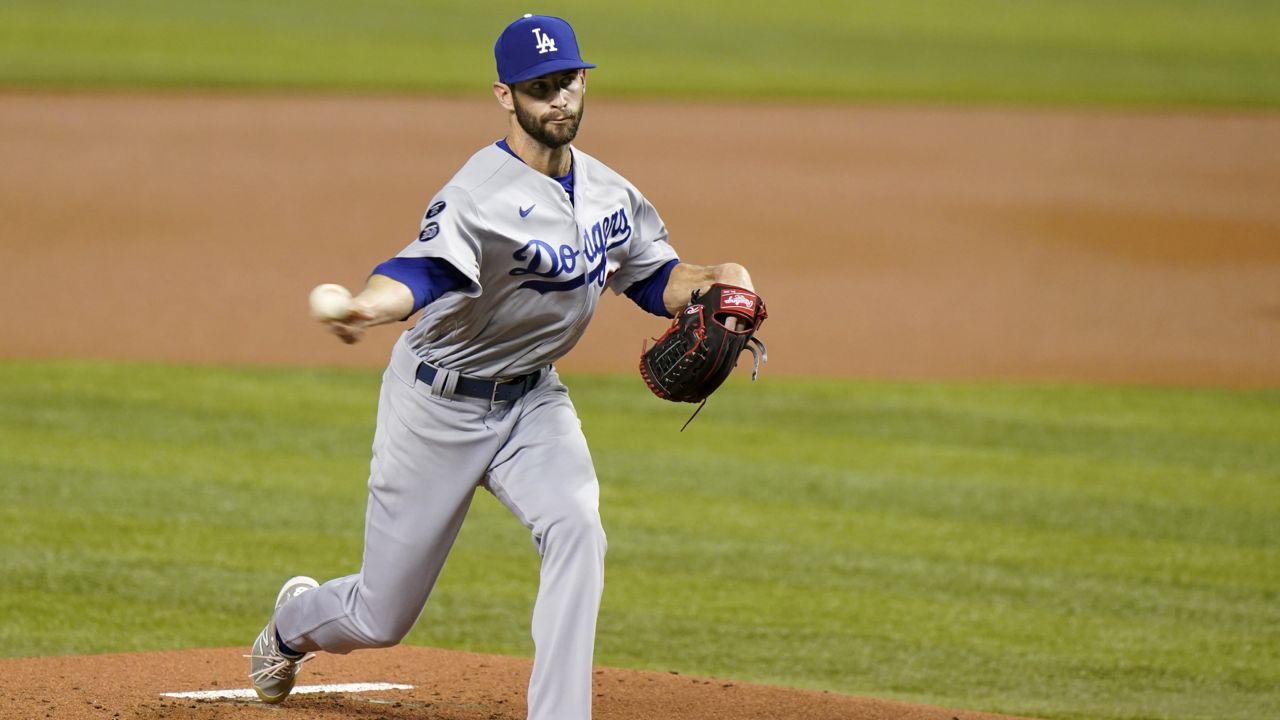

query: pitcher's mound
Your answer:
[1,645,1038,719]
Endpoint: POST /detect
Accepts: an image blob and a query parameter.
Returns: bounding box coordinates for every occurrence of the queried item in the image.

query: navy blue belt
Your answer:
[415,362,543,403]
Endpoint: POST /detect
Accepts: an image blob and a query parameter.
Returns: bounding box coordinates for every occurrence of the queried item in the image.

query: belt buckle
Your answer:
[491,377,513,403]
[491,370,538,403]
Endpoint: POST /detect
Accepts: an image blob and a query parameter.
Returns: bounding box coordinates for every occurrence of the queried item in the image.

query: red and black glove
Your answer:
[640,283,768,404]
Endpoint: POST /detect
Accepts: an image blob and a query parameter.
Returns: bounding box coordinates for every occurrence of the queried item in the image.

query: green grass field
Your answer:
[1,0,1278,107]
[1,361,1277,720]
[3,3,1279,719]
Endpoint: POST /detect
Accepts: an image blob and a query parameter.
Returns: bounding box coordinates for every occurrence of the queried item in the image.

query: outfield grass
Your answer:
[0,0,1277,107]
[0,361,1277,720]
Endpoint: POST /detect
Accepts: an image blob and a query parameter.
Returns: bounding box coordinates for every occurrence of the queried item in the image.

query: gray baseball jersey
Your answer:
[272,142,679,720]
[397,143,678,377]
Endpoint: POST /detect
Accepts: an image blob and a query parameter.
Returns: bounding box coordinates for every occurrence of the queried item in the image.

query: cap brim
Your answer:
[503,59,596,85]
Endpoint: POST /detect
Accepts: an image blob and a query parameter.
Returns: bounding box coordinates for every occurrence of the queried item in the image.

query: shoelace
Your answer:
[244,651,314,681]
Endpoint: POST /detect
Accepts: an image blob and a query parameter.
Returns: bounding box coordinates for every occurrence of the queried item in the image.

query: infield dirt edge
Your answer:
[0,645,1042,720]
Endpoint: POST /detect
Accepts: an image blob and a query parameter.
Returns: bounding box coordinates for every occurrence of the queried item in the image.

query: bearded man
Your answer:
[246,14,755,720]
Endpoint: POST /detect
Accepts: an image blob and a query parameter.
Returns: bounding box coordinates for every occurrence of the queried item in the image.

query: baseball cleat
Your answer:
[245,575,319,703]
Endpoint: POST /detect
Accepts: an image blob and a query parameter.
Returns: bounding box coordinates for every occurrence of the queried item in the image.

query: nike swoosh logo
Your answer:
[519,204,536,218]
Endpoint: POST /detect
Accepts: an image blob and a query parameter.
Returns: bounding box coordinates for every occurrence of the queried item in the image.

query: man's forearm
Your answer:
[662,262,753,316]
[355,274,417,326]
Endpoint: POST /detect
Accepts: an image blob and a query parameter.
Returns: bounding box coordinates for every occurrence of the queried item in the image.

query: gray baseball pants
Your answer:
[275,337,607,720]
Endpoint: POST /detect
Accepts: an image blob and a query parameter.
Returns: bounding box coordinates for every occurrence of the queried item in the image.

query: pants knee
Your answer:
[359,617,413,649]
[352,589,419,649]
[543,504,606,555]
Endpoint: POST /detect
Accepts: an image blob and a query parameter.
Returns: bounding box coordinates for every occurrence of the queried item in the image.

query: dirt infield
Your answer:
[1,92,1277,718]
[0,646,1038,720]
[1,92,1278,383]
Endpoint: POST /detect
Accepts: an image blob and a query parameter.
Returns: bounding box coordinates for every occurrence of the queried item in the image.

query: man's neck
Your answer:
[505,131,572,177]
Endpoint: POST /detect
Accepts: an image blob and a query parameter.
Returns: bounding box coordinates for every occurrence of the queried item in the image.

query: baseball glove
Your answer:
[639,283,768,419]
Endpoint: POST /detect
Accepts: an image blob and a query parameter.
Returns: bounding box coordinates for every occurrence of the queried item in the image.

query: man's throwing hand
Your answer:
[310,283,373,344]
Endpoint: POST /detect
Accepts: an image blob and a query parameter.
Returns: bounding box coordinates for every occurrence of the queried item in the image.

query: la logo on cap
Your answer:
[532,27,557,54]
[494,14,594,85]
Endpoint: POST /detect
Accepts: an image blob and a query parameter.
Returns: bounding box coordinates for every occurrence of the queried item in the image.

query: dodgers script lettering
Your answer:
[510,207,633,293]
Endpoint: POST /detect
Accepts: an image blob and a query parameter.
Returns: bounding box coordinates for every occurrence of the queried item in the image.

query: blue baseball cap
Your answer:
[495,14,595,85]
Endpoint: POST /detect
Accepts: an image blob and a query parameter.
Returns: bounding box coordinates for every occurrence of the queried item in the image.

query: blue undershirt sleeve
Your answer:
[623,258,680,318]
[370,256,471,317]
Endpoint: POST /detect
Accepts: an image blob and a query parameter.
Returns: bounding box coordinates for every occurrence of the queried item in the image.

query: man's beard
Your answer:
[514,96,584,149]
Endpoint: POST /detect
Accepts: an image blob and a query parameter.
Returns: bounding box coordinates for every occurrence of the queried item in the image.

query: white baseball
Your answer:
[309,283,354,321]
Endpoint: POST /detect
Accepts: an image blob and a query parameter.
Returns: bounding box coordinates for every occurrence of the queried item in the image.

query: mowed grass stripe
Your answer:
[0,0,1277,107]
[0,361,1276,720]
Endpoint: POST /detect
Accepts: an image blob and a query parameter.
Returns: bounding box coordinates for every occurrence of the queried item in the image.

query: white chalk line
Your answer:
[161,682,414,700]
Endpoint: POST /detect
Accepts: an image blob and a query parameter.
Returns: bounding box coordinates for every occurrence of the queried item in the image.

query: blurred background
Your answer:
[1,0,1277,382]
[1,3,1277,720]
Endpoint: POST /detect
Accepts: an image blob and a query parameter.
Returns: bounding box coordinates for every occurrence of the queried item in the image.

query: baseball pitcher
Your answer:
[246,14,766,720]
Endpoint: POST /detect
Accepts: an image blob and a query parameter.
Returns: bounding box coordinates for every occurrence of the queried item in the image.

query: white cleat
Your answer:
[245,575,319,703]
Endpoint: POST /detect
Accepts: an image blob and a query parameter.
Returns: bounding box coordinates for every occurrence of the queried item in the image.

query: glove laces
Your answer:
[680,336,769,432]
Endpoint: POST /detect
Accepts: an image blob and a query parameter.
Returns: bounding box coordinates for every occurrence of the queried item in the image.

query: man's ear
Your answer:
[493,82,514,111]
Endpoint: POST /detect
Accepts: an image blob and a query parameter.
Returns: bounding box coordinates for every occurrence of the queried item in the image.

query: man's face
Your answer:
[510,69,586,149]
